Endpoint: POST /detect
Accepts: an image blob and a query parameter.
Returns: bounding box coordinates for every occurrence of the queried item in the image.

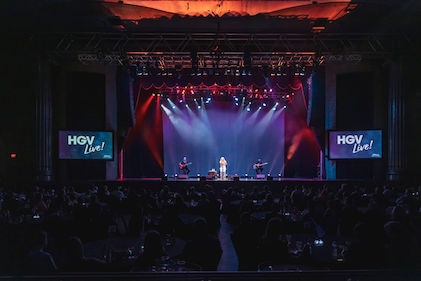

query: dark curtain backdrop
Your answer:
[59,71,106,181]
[336,72,375,180]
[122,87,164,178]
[283,76,320,178]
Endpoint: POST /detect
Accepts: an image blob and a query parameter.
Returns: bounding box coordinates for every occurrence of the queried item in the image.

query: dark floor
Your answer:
[217,215,239,271]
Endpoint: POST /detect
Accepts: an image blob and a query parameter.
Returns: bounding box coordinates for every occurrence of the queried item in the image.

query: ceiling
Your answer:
[2,0,421,69]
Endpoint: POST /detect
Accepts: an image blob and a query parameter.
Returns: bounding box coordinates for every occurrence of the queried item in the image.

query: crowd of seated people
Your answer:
[225,182,421,270]
[0,182,223,274]
[0,180,420,274]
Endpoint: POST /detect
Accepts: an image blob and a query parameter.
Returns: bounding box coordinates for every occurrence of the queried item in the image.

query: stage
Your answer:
[84,176,362,198]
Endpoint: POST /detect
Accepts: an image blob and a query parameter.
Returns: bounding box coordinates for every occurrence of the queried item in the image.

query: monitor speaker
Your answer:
[256,174,265,179]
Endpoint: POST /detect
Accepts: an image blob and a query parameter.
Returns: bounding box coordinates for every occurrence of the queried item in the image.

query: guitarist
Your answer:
[179,156,191,175]
[253,159,265,175]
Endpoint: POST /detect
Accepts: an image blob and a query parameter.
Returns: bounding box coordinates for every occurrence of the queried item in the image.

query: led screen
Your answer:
[329,130,382,159]
[58,130,113,160]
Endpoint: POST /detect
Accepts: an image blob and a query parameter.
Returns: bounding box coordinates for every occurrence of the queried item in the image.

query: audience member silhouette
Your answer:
[60,236,108,272]
[383,205,420,268]
[344,222,387,268]
[231,212,260,270]
[256,216,289,266]
[132,230,167,271]
[181,217,222,270]
[25,230,58,274]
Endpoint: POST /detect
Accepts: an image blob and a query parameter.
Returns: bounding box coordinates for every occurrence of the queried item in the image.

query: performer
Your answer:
[254,159,264,174]
[253,159,268,175]
[219,157,227,179]
[179,156,191,175]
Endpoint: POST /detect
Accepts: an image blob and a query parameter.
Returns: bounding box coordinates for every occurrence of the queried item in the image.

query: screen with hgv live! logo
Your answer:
[58,131,113,160]
[328,130,382,159]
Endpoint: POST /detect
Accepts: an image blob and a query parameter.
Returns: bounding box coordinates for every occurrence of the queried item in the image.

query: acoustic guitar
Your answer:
[179,162,192,170]
[253,162,268,169]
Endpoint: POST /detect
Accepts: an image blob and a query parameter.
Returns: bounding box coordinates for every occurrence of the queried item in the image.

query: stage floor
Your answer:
[116,176,324,183]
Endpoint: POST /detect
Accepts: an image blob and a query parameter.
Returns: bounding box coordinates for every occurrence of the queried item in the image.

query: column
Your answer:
[324,65,337,179]
[387,59,405,181]
[36,56,54,182]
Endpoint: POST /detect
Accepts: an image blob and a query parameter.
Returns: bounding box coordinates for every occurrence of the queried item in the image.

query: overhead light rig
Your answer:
[77,51,318,74]
[41,31,409,67]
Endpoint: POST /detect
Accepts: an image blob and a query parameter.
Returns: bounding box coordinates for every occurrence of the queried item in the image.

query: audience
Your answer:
[0,180,420,274]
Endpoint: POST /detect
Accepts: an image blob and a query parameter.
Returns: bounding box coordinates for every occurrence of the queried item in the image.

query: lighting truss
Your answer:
[41,31,410,67]
[77,51,317,69]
